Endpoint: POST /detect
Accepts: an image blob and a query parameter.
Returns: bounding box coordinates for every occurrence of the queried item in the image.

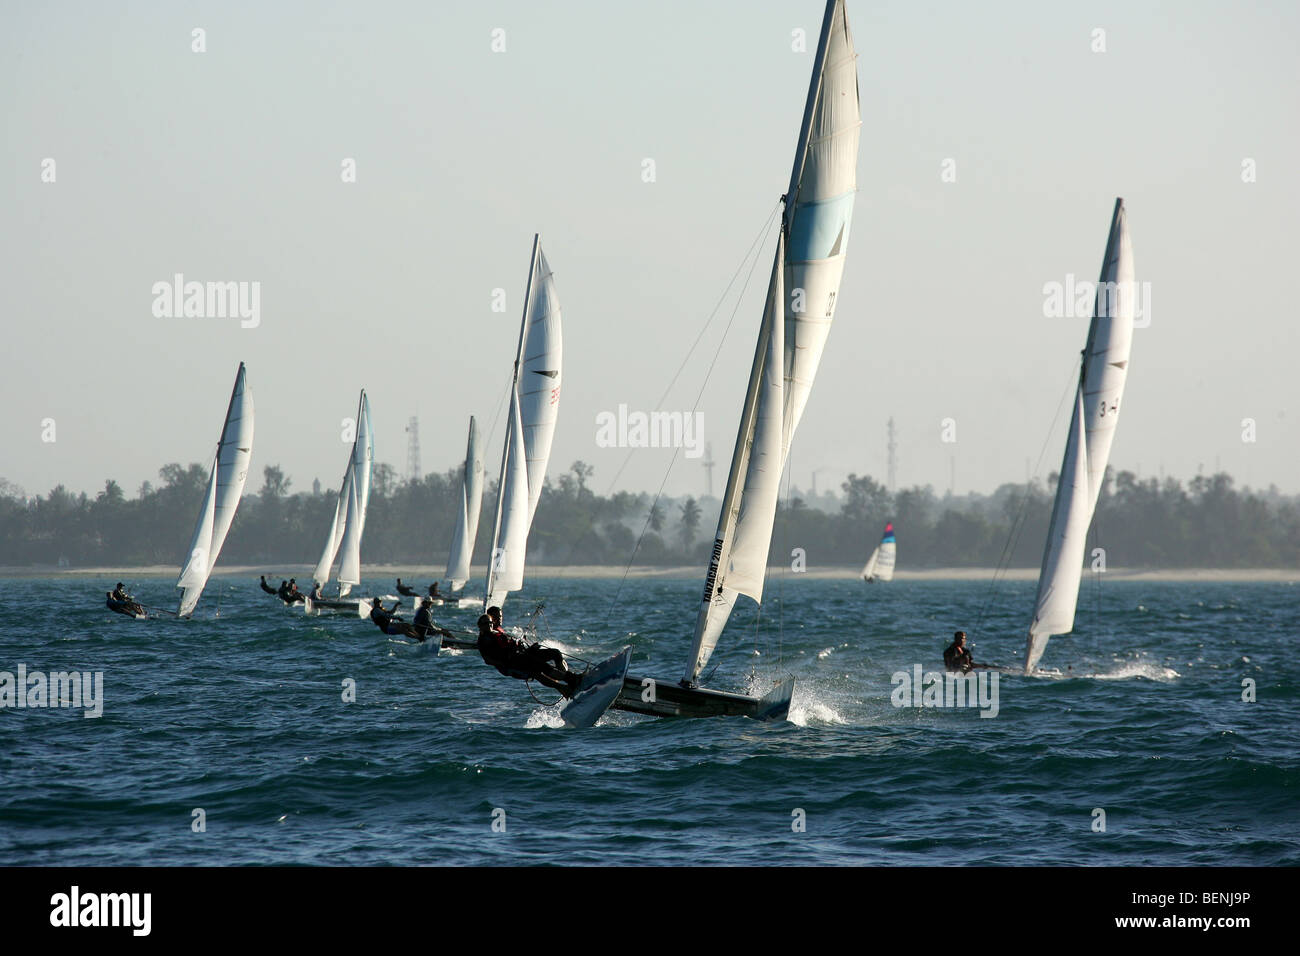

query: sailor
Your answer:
[478,607,581,696]
[111,582,132,604]
[427,581,444,599]
[309,581,323,601]
[276,579,292,601]
[369,597,397,629]
[286,578,305,604]
[259,575,278,595]
[396,578,418,597]
[412,597,452,643]
[943,631,978,673]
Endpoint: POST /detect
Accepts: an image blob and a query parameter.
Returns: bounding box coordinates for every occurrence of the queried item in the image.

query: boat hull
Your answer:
[609,673,793,721]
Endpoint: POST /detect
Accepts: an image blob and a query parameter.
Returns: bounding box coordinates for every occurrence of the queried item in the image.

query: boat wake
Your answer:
[1031,659,1180,682]
[787,685,847,726]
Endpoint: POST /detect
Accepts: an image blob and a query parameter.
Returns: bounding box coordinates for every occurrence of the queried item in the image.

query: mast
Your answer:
[485,234,541,607]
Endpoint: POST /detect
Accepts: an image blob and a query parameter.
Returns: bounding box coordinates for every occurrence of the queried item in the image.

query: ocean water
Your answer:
[0,574,1294,866]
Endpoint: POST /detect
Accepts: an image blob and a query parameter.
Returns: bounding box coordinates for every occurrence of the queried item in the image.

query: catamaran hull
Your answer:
[609,674,794,721]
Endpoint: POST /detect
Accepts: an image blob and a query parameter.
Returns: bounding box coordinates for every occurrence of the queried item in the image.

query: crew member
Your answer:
[477,606,581,696]
[259,575,278,595]
[412,597,452,643]
[943,631,987,673]
[396,578,418,597]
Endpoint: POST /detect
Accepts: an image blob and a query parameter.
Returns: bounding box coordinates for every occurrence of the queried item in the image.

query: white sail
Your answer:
[519,248,562,526]
[312,467,351,584]
[684,0,859,684]
[862,522,895,581]
[1081,199,1135,500]
[1025,199,1135,671]
[177,362,255,616]
[445,416,484,590]
[177,460,218,596]
[1027,391,1092,670]
[337,391,374,590]
[483,236,561,610]
[781,0,860,459]
[860,546,879,581]
[687,238,787,680]
[486,392,530,609]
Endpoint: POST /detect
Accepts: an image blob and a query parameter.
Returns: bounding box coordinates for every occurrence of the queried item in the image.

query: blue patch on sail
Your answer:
[788,192,854,262]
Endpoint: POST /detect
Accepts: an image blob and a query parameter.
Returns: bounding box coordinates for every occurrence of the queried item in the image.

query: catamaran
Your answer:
[308,390,374,615]
[1024,198,1135,673]
[176,362,255,618]
[604,0,861,721]
[479,235,562,614]
[861,522,896,582]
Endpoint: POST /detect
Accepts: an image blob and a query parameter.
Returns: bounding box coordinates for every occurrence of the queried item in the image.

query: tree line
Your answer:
[1,462,1297,570]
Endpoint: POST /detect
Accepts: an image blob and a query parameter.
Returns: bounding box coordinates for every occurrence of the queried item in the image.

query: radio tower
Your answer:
[703,442,715,497]
[405,416,421,484]
[886,417,898,492]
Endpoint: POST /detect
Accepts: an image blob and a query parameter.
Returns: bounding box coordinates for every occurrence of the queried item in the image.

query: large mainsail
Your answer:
[1025,198,1135,671]
[445,416,484,591]
[684,0,859,684]
[177,362,255,617]
[519,249,563,527]
[337,391,374,594]
[484,236,562,610]
[312,390,373,595]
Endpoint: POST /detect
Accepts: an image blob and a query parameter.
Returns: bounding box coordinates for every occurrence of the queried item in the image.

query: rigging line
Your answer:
[604,209,780,619]
[549,200,782,579]
[972,356,1081,638]
[552,200,784,578]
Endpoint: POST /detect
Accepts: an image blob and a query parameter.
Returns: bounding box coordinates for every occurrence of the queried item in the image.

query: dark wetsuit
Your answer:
[396,580,417,597]
[370,601,415,638]
[412,605,444,642]
[478,626,574,694]
[259,577,277,594]
[943,642,974,674]
[107,590,143,616]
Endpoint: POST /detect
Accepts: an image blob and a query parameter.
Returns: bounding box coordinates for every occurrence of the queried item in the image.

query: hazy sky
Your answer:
[3,0,1297,505]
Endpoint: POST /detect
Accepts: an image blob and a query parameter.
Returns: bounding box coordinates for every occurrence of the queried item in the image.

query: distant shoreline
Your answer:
[5,564,1297,583]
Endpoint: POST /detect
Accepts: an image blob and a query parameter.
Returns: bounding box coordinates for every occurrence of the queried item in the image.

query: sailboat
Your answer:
[861,522,896,582]
[609,0,860,721]
[309,390,375,614]
[440,416,485,606]
[1024,198,1135,673]
[176,362,255,617]
[479,234,562,614]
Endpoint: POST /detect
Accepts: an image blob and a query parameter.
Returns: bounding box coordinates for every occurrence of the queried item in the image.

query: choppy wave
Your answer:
[0,575,1295,865]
